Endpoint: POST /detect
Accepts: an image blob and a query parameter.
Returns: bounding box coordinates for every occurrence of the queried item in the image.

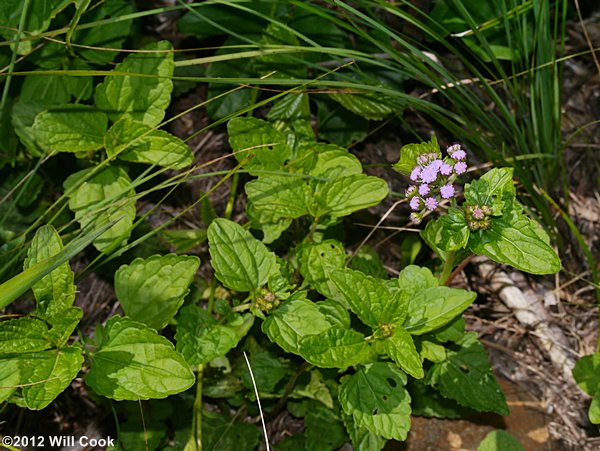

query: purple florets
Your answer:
[410,167,421,181]
[440,163,453,176]
[424,197,438,211]
[410,197,421,210]
[454,162,467,175]
[452,149,466,161]
[420,164,438,183]
[440,184,455,199]
[418,184,430,196]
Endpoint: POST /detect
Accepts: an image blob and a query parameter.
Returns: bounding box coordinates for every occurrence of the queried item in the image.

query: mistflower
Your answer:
[410,197,421,210]
[431,159,443,170]
[420,164,438,183]
[440,184,455,199]
[410,166,421,181]
[418,184,430,196]
[447,144,461,155]
[454,162,467,175]
[440,163,453,176]
[424,197,438,211]
[405,185,417,197]
[451,149,466,161]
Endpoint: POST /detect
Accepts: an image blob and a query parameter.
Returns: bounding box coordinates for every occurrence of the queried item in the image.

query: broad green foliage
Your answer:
[573,353,600,424]
[0,318,51,354]
[115,254,200,330]
[86,316,195,401]
[328,92,395,120]
[207,218,278,292]
[64,165,136,251]
[477,430,525,451]
[298,240,346,299]
[393,135,441,175]
[300,327,371,368]
[0,359,20,403]
[95,41,175,127]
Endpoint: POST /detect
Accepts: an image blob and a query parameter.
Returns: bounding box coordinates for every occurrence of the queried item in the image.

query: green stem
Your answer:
[439,251,456,285]
[224,173,239,220]
[186,365,204,451]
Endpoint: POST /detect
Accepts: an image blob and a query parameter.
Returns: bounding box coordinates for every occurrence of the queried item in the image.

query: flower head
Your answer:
[420,164,438,183]
[418,184,430,196]
[447,144,461,155]
[424,197,438,211]
[405,185,417,197]
[451,149,466,161]
[410,196,421,210]
[454,162,467,175]
[440,163,453,176]
[440,184,455,199]
[410,166,421,181]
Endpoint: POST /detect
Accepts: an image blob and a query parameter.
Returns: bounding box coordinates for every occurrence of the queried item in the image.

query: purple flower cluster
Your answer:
[406,144,468,223]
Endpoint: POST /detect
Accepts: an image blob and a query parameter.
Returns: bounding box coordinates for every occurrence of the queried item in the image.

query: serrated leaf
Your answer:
[419,340,447,363]
[105,118,193,169]
[378,327,423,378]
[202,411,260,451]
[175,304,253,365]
[268,93,315,152]
[339,362,411,441]
[308,147,363,179]
[160,228,207,253]
[115,254,200,330]
[470,196,561,275]
[342,413,387,451]
[315,174,388,218]
[20,345,83,410]
[429,208,470,252]
[262,293,332,355]
[349,246,387,279]
[64,165,136,251]
[392,135,440,175]
[207,218,278,292]
[95,41,174,127]
[404,287,476,335]
[0,318,51,353]
[24,224,75,319]
[292,370,334,409]
[297,240,346,299]
[227,117,291,174]
[0,358,20,403]
[245,176,310,221]
[465,168,515,212]
[573,353,600,396]
[396,265,438,298]
[329,92,395,120]
[32,105,108,152]
[305,400,348,451]
[239,351,286,393]
[590,393,600,424]
[408,378,475,419]
[85,316,194,401]
[316,299,351,329]
[426,332,509,415]
[477,430,525,451]
[45,307,83,347]
[331,269,407,328]
[300,327,371,368]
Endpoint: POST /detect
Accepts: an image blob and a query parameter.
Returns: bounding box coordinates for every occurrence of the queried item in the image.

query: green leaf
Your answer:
[419,340,447,363]
[95,41,174,127]
[115,254,200,330]
[24,225,75,319]
[342,413,387,451]
[429,208,470,252]
[465,167,515,213]
[590,393,600,424]
[262,293,332,355]
[331,269,407,328]
[316,96,369,147]
[105,118,193,169]
[349,246,387,279]
[207,218,278,292]
[305,401,348,451]
[227,117,291,174]
[292,369,334,409]
[477,430,525,451]
[202,411,260,451]
[64,165,136,252]
[245,176,310,221]
[378,327,423,378]
[85,316,195,401]
[300,327,371,368]
[573,353,600,396]
[426,332,509,415]
[316,299,351,329]
[239,351,286,393]
[268,93,315,152]
[32,105,108,153]
[0,318,51,353]
[404,287,477,335]
[0,358,20,403]
[45,307,83,348]
[470,196,561,275]
[329,92,395,120]
[339,362,412,441]
[20,345,84,410]
[160,229,207,253]
[256,23,305,79]
[396,265,438,298]
[297,240,346,299]
[408,378,475,419]
[12,100,47,156]
[308,147,363,179]
[175,305,253,365]
[315,174,389,218]
[392,135,440,175]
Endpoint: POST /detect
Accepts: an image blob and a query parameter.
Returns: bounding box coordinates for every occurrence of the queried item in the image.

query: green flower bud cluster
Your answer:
[465,204,492,231]
[255,288,280,312]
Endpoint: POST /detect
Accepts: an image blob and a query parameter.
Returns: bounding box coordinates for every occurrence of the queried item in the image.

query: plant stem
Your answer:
[439,251,456,285]
[186,365,204,451]
[224,173,239,219]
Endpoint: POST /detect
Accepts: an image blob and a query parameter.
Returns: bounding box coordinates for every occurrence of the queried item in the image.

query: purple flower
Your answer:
[420,164,438,183]
[405,185,417,197]
[418,184,430,196]
[472,207,485,219]
[440,184,455,199]
[454,162,467,175]
[440,163,453,176]
[447,144,461,155]
[410,197,421,210]
[410,167,421,181]
[424,197,438,211]
[452,149,466,161]
[431,159,443,170]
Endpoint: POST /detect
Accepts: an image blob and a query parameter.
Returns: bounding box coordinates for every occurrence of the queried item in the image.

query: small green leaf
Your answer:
[239,351,286,393]
[245,176,310,221]
[24,224,75,318]
[0,318,51,353]
[85,316,195,401]
[465,168,515,212]
[477,430,525,451]
[419,340,447,363]
[342,413,387,451]
[64,165,136,251]
[470,196,561,274]
[207,218,278,292]
[95,41,174,127]
[329,92,395,120]
[227,117,291,174]
[308,147,363,179]
[160,228,207,253]
[404,287,477,335]
[45,307,83,347]
[339,362,412,441]
[0,358,20,403]
[589,393,600,424]
[315,174,389,218]
[393,135,440,175]
[292,370,334,409]
[32,105,108,152]
[300,327,371,368]
[408,378,475,419]
[297,240,346,299]
[428,208,470,252]
[268,93,315,152]
[378,327,423,378]
[573,353,600,396]
[331,269,407,328]
[396,265,438,298]
[105,118,193,169]
[305,400,348,451]
[115,254,200,330]
[316,299,351,329]
[20,345,84,410]
[175,304,253,365]
[426,332,509,415]
[262,293,332,355]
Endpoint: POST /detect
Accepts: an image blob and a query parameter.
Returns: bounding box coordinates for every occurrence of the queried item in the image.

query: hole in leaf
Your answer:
[372,408,378,415]
[320,252,325,257]
[383,395,388,401]
[387,377,398,388]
